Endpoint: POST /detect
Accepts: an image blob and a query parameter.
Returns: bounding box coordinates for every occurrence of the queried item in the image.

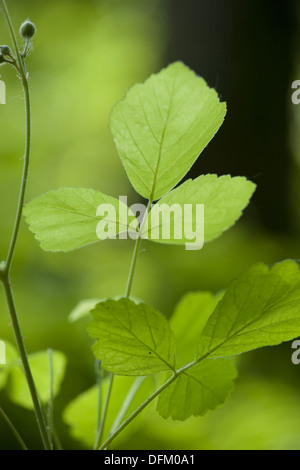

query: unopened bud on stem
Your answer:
[19,20,36,39]
[0,46,11,56]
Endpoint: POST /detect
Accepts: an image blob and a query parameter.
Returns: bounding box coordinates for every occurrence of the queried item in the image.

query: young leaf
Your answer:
[7,350,67,409]
[170,292,222,367]
[141,175,256,247]
[24,187,138,252]
[88,298,177,375]
[197,260,300,360]
[157,359,237,420]
[110,62,226,200]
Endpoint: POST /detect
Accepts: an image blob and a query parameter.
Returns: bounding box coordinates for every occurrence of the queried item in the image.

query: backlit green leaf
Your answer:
[8,350,67,409]
[88,298,177,375]
[171,292,222,367]
[24,187,138,252]
[110,62,226,200]
[69,299,102,323]
[142,175,256,248]
[197,260,300,359]
[157,359,237,420]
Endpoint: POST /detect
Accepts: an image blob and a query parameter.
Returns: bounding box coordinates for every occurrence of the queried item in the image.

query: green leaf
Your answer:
[63,375,154,448]
[7,350,67,409]
[141,175,256,248]
[197,260,300,359]
[170,292,222,367]
[68,296,143,323]
[0,340,18,390]
[24,187,138,252]
[110,62,226,200]
[157,359,237,420]
[88,298,177,375]
[69,298,102,323]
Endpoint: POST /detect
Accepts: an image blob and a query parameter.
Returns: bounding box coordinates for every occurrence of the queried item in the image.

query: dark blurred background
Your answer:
[1,0,300,450]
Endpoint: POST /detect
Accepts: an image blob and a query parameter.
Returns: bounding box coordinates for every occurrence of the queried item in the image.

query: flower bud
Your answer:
[19,20,36,39]
[0,46,11,56]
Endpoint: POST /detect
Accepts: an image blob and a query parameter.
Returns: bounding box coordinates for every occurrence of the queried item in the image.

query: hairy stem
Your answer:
[0,0,51,450]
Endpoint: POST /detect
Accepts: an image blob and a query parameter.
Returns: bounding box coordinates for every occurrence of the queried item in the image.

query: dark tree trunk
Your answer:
[165,0,297,232]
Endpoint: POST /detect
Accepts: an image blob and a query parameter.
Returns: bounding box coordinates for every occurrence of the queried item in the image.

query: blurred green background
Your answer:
[1,0,300,450]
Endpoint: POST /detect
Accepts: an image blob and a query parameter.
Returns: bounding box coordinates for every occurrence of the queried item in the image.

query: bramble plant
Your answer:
[1,1,300,451]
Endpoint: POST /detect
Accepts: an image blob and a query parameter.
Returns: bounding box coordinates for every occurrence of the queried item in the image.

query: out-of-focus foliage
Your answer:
[1,0,300,450]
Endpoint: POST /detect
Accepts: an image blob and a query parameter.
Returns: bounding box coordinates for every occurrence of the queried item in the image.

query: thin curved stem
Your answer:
[125,235,143,298]
[125,200,152,299]
[0,0,51,450]
[98,361,196,451]
[0,407,28,450]
[108,376,145,438]
[47,348,54,450]
[0,0,22,67]
[93,372,114,450]
[95,200,154,449]
[4,69,30,273]
[98,372,177,450]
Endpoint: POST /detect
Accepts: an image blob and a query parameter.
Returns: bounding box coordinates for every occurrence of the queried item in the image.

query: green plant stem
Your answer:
[5,69,31,273]
[0,407,28,450]
[95,201,154,449]
[95,360,102,429]
[125,235,143,298]
[53,427,63,451]
[93,360,103,450]
[98,360,199,451]
[98,340,234,449]
[0,0,22,67]
[98,372,178,450]
[108,376,145,438]
[125,200,152,298]
[47,348,54,450]
[0,0,51,450]
[2,278,51,450]
[94,372,114,449]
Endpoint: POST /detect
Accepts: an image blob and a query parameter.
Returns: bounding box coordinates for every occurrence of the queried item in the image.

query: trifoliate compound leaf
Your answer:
[170,292,222,367]
[24,187,138,252]
[8,350,67,409]
[110,62,226,200]
[141,175,256,248]
[197,260,300,359]
[88,298,177,375]
[157,359,237,420]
